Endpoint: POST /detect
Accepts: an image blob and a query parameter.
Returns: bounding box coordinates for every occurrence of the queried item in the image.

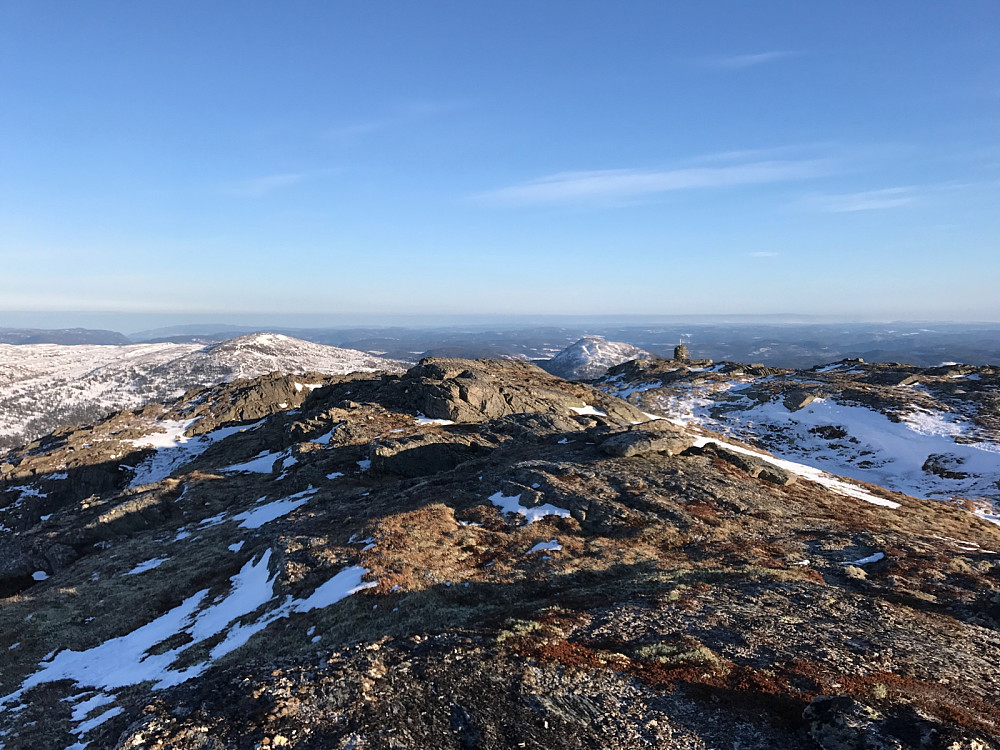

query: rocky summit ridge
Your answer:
[0,357,999,749]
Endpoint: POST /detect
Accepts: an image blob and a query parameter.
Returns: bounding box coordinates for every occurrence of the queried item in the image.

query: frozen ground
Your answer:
[650,382,1000,506]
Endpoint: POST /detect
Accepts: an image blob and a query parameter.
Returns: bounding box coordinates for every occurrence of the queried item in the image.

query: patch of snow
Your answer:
[842,552,885,566]
[59,690,127,741]
[357,459,371,471]
[73,705,122,736]
[0,550,375,718]
[488,492,571,523]
[13,485,46,500]
[415,413,455,426]
[125,557,168,575]
[975,507,1000,527]
[223,450,282,474]
[228,541,245,553]
[233,488,317,529]
[198,512,227,527]
[32,571,48,581]
[326,471,344,480]
[609,381,664,399]
[313,425,340,445]
[127,419,198,451]
[570,404,607,417]
[209,564,375,660]
[131,420,263,487]
[526,539,562,554]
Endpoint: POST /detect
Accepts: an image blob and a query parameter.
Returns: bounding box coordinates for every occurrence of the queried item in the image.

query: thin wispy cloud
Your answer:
[223,173,305,198]
[476,156,833,207]
[327,100,471,143]
[803,187,916,213]
[699,51,801,70]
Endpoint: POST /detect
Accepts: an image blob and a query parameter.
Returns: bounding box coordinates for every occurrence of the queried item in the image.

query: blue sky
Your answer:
[2,1,998,322]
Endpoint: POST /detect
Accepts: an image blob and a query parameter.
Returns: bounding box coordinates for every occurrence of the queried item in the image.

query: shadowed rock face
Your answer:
[1,358,999,749]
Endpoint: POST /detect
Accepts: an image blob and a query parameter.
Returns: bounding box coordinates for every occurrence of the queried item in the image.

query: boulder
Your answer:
[783,389,818,412]
[700,442,796,486]
[601,423,696,458]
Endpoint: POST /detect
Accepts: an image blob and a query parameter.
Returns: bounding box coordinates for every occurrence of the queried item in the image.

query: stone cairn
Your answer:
[673,343,690,362]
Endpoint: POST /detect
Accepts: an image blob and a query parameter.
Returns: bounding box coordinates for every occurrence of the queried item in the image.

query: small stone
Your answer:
[843,565,867,580]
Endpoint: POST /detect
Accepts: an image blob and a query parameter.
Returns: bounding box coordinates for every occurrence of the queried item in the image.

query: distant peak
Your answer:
[541,336,652,380]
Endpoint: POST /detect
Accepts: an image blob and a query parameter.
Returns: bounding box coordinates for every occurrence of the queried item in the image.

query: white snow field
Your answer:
[621,375,1000,512]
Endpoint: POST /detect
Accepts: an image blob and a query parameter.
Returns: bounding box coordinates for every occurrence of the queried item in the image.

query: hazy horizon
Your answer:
[4,309,1000,339]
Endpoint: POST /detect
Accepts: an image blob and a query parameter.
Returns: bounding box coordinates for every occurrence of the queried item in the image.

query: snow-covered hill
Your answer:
[540,335,652,380]
[0,333,405,450]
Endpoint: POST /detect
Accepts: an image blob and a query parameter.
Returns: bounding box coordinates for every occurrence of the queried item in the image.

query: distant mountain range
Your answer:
[0,327,131,345]
[5,322,999,367]
[0,333,405,450]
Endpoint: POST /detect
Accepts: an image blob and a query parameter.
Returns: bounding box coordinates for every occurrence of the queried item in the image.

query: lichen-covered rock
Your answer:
[600,423,697,458]
[395,358,646,426]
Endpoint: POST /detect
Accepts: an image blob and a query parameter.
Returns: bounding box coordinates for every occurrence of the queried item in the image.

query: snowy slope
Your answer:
[598,362,1000,513]
[0,333,404,450]
[540,336,652,380]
